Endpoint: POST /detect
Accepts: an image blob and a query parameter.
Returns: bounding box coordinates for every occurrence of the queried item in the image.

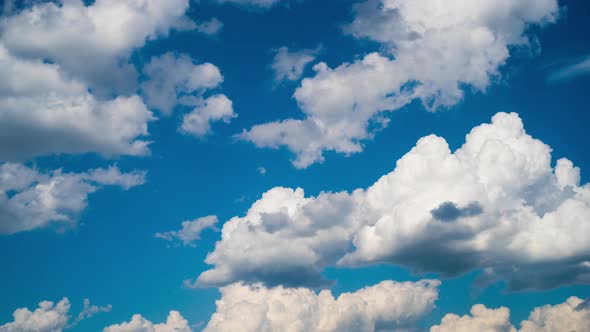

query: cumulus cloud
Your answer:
[0,163,145,234]
[0,298,70,332]
[103,311,191,332]
[0,0,194,94]
[0,45,154,161]
[199,112,590,290]
[203,279,440,332]
[271,46,318,82]
[431,296,590,332]
[141,53,224,115]
[239,0,559,168]
[194,18,224,36]
[156,215,219,246]
[0,298,111,332]
[180,94,236,137]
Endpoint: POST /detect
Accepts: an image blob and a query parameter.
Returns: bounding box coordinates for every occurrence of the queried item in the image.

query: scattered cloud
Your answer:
[547,55,590,83]
[257,167,267,175]
[0,298,111,332]
[0,164,145,234]
[180,94,236,137]
[0,298,70,332]
[239,0,559,168]
[271,46,318,82]
[194,18,224,36]
[203,280,440,332]
[141,53,224,115]
[431,296,590,332]
[156,215,219,247]
[70,299,112,328]
[199,112,590,290]
[103,311,191,332]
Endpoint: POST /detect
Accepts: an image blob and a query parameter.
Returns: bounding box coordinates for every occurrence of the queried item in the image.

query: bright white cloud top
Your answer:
[103,311,191,332]
[239,0,560,168]
[0,298,111,332]
[200,112,590,290]
[431,296,590,332]
[203,280,439,332]
[0,164,145,234]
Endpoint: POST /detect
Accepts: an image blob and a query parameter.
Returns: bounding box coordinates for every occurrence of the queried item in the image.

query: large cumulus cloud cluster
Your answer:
[200,112,590,290]
[239,0,560,168]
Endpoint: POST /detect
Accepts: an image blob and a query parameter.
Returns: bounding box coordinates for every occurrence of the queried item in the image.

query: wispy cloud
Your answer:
[547,55,590,83]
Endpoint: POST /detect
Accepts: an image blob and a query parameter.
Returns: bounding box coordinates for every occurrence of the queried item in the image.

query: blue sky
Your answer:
[1,0,590,331]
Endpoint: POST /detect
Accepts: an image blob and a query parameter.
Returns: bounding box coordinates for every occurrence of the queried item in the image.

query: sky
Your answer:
[1,0,590,331]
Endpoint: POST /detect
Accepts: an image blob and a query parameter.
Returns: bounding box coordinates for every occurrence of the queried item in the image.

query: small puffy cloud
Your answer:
[156,215,219,246]
[71,299,113,327]
[431,296,590,332]
[271,46,318,82]
[180,94,236,137]
[0,0,194,94]
[0,298,70,332]
[547,54,590,83]
[0,298,111,332]
[240,0,559,168]
[257,167,267,175]
[141,53,224,115]
[203,279,440,332]
[194,18,224,36]
[103,311,191,332]
[199,112,590,290]
[0,163,145,234]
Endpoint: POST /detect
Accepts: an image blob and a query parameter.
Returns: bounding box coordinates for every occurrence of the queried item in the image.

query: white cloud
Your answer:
[0,163,145,234]
[141,53,224,115]
[547,55,590,83]
[0,0,194,95]
[519,297,590,332]
[212,0,285,9]
[180,94,236,137]
[103,311,191,332]
[194,18,224,36]
[431,296,590,332]
[431,305,515,332]
[258,167,267,175]
[203,279,440,332]
[71,299,113,327]
[0,298,70,332]
[156,215,219,246]
[271,46,318,82]
[0,298,111,332]
[239,0,559,168]
[200,112,590,290]
[0,45,154,161]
